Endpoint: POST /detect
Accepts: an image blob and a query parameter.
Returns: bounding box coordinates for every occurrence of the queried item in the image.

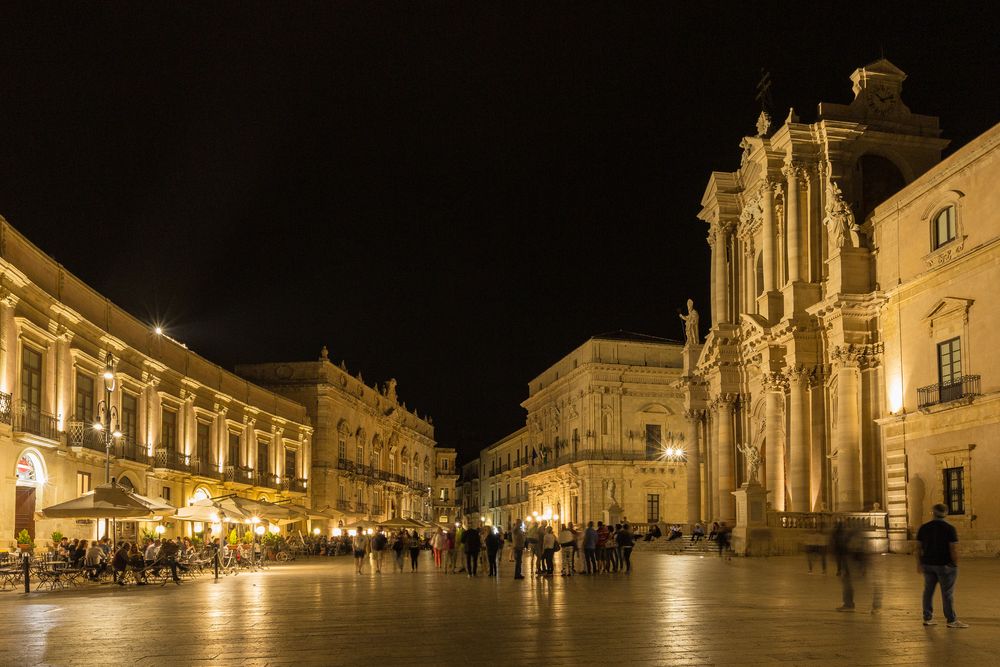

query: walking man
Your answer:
[917,503,968,628]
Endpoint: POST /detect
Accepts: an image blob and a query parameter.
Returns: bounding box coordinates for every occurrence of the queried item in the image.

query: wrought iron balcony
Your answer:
[115,436,151,465]
[68,420,108,453]
[336,499,352,512]
[191,458,221,479]
[287,478,308,493]
[917,375,980,408]
[16,401,60,441]
[254,471,278,489]
[337,458,356,473]
[155,448,192,473]
[224,465,254,485]
[0,391,11,425]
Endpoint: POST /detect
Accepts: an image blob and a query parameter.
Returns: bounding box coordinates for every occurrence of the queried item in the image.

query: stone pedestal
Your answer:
[682,343,703,376]
[826,247,870,295]
[781,281,822,316]
[756,290,783,324]
[732,482,770,556]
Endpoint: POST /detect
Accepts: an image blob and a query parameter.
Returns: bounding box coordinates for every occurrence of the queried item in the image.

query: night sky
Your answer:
[1,4,997,462]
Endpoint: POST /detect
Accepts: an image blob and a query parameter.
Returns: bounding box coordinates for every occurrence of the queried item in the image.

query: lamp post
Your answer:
[93,351,122,484]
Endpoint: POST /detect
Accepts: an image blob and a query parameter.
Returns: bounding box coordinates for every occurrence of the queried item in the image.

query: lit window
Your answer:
[933,206,957,250]
[77,471,91,496]
[943,467,964,514]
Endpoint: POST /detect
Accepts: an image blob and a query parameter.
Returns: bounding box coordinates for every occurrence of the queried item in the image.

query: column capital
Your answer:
[0,290,19,309]
[832,343,882,369]
[683,408,705,422]
[712,393,738,412]
[786,364,815,385]
[761,371,788,392]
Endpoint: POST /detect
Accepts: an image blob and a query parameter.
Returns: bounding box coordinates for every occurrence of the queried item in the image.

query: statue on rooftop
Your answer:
[679,299,700,345]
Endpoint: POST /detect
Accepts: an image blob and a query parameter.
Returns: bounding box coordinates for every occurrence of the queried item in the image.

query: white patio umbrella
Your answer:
[39,484,157,519]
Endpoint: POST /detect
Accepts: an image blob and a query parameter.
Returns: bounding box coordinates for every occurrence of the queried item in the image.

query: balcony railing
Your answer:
[15,401,60,441]
[155,448,191,473]
[255,471,278,489]
[287,478,308,493]
[115,436,151,465]
[917,375,981,409]
[0,391,11,425]
[191,458,221,479]
[336,499,352,512]
[337,458,356,473]
[522,448,673,476]
[371,505,384,516]
[68,420,108,453]
[225,465,254,485]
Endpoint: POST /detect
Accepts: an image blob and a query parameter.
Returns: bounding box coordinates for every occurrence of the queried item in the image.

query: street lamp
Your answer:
[94,351,122,483]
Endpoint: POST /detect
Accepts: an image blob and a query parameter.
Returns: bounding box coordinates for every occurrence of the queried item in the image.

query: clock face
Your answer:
[867,84,897,114]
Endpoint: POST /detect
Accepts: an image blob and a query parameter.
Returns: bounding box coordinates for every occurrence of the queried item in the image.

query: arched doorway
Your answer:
[14,451,45,541]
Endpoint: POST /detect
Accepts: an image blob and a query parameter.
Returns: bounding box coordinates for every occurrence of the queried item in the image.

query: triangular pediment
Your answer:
[923,297,974,322]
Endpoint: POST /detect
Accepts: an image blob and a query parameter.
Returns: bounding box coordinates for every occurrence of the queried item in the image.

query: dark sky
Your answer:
[1,3,997,462]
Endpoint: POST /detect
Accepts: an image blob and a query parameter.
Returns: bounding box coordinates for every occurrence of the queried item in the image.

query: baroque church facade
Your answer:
[682,59,1000,553]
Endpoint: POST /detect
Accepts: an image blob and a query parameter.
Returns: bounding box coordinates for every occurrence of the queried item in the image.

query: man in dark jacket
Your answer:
[512,521,526,580]
[462,525,481,577]
[917,503,968,628]
[485,528,501,577]
[158,538,182,584]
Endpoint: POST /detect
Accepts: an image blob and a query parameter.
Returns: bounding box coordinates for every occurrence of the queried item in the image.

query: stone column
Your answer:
[214,406,228,470]
[834,349,862,510]
[763,373,785,511]
[761,180,776,293]
[783,162,802,284]
[684,409,701,525]
[711,225,729,326]
[787,365,812,512]
[716,395,736,523]
[243,417,256,470]
[0,293,19,396]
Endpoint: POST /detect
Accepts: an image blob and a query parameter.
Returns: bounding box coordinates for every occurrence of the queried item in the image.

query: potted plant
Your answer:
[16,529,34,553]
[228,528,240,546]
[50,530,63,548]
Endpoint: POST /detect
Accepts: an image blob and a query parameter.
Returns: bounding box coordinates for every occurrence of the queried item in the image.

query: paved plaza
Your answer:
[1,551,998,666]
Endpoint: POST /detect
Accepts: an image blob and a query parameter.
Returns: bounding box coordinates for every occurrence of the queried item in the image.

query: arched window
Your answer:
[933,206,957,250]
[15,453,40,483]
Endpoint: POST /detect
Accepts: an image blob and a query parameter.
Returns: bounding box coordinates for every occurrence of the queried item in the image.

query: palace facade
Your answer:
[461,333,689,529]
[236,359,455,527]
[0,218,313,547]
[682,59,1000,552]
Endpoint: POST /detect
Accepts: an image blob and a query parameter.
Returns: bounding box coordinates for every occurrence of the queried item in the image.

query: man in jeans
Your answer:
[583,521,598,575]
[916,503,968,628]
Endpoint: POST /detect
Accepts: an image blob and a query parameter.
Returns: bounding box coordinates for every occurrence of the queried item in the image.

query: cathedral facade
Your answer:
[683,59,1000,553]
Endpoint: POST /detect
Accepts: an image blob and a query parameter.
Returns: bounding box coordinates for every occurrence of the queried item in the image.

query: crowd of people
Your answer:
[51,534,213,585]
[345,520,642,579]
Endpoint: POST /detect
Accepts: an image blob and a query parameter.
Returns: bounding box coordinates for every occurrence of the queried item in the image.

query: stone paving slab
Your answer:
[0,553,998,666]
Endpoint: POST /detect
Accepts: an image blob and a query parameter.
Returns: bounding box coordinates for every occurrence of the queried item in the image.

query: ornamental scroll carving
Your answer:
[832,343,883,370]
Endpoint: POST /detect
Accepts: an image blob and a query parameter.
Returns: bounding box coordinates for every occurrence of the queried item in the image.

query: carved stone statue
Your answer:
[756,110,771,137]
[739,442,762,484]
[824,181,860,250]
[679,299,700,344]
[385,378,398,403]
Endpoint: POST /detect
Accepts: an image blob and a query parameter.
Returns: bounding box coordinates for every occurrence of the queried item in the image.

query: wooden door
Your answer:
[15,487,36,540]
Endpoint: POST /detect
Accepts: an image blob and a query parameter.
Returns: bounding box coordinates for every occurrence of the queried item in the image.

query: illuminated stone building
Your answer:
[0,218,313,546]
[466,333,689,530]
[682,59,1000,552]
[237,359,439,527]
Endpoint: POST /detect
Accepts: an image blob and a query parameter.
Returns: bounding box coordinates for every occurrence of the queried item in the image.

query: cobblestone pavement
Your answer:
[1,551,998,666]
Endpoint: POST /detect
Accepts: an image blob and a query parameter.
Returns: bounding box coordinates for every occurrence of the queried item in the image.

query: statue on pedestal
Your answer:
[738,442,762,484]
[679,299,700,345]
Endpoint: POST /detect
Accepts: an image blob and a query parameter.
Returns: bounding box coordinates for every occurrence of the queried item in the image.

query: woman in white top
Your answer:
[541,526,557,575]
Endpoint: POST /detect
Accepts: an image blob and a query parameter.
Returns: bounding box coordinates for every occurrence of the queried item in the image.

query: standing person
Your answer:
[408,530,421,572]
[512,520,526,580]
[431,528,446,569]
[454,524,466,573]
[541,526,556,575]
[444,530,457,574]
[716,522,732,560]
[495,526,505,575]
[371,529,388,574]
[392,530,406,573]
[558,524,575,576]
[596,522,610,573]
[917,503,968,628]
[462,524,481,577]
[583,521,598,575]
[526,520,540,575]
[485,528,501,577]
[617,523,635,573]
[352,530,370,575]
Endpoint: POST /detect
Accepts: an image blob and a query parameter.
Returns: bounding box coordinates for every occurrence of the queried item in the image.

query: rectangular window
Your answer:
[338,438,346,461]
[647,494,660,523]
[75,372,94,422]
[77,471,91,496]
[162,486,171,502]
[938,337,963,402]
[339,483,346,501]
[121,392,138,444]
[228,432,240,468]
[21,345,43,411]
[196,422,211,464]
[285,448,297,480]
[257,441,269,474]
[645,424,662,459]
[161,408,177,450]
[943,467,965,515]
[356,444,364,464]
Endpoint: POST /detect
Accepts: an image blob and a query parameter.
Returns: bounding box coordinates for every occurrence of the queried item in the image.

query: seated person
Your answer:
[112,542,131,585]
[127,544,148,584]
[667,525,683,541]
[691,523,705,542]
[84,540,108,580]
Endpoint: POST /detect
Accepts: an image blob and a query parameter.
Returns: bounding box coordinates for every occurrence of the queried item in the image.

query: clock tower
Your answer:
[848,58,910,118]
